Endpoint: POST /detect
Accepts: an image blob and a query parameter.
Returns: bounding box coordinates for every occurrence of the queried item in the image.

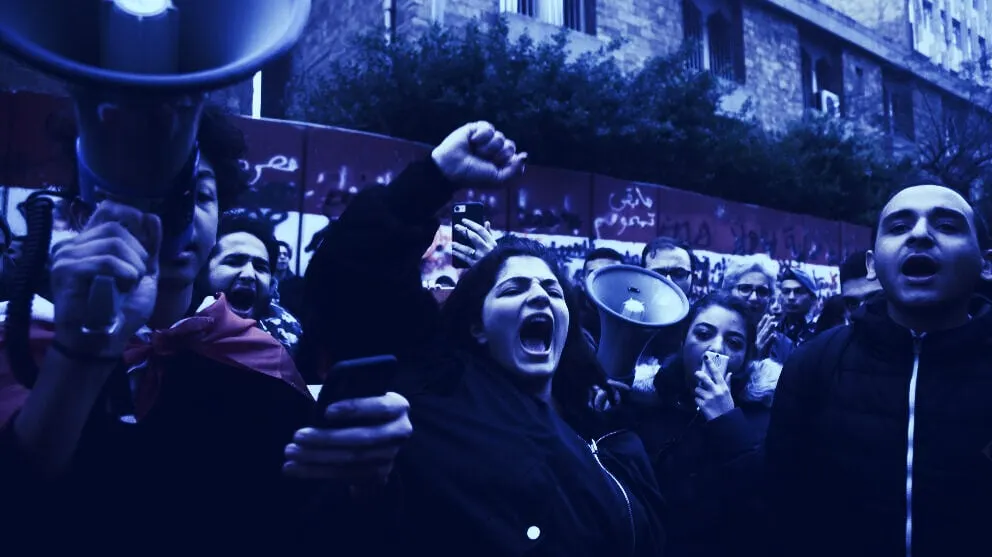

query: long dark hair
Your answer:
[654,292,758,400]
[442,235,614,430]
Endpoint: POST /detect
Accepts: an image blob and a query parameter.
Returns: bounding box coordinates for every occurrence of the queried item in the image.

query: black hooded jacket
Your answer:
[300,159,667,557]
[767,296,992,557]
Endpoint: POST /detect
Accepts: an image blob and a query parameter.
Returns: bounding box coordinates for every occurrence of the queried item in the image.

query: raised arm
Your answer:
[300,122,526,367]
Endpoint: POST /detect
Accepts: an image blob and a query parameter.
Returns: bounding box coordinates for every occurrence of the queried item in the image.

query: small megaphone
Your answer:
[0,0,311,335]
[585,264,690,384]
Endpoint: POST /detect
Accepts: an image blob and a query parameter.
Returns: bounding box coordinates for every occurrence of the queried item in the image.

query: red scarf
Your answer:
[0,294,311,425]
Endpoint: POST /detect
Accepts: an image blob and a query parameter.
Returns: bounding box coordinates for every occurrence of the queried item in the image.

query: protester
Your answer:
[630,292,770,557]
[0,106,411,552]
[838,248,882,317]
[196,214,303,358]
[777,267,818,345]
[294,121,666,555]
[767,184,992,557]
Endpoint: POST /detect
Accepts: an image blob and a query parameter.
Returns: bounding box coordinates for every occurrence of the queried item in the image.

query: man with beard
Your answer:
[200,215,302,358]
[767,184,992,557]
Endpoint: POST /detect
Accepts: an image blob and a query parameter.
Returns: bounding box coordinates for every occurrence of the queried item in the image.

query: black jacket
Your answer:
[636,358,770,557]
[302,159,667,556]
[766,296,992,557]
[0,351,313,554]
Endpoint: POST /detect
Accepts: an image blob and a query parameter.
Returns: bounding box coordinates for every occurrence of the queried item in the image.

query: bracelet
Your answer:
[50,340,122,365]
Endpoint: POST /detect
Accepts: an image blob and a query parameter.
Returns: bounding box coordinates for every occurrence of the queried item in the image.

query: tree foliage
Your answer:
[298,17,913,226]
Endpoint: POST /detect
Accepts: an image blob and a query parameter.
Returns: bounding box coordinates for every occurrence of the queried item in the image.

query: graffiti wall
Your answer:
[0,91,869,298]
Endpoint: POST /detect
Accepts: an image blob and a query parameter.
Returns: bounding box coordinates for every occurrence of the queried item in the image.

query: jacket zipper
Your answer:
[905,333,923,557]
[588,431,636,556]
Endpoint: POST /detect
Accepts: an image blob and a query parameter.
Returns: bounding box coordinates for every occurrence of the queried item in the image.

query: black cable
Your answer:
[6,191,64,387]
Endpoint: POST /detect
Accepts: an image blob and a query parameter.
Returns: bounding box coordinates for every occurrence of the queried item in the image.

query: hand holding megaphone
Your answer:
[50,202,161,357]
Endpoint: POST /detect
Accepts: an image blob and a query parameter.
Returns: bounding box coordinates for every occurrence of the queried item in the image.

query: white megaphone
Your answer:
[0,0,311,335]
[585,264,690,384]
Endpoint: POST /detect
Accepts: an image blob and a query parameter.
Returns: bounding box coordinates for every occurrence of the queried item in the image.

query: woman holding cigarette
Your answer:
[631,293,771,557]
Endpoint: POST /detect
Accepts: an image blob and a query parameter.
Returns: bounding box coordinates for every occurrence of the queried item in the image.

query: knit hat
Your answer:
[780,267,816,295]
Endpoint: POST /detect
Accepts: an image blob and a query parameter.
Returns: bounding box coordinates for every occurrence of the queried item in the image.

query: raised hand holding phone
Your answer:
[692,350,735,420]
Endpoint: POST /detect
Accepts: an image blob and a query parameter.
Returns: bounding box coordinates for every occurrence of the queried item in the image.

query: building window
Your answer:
[980,36,988,61]
[800,28,844,116]
[922,1,934,30]
[504,0,596,34]
[953,20,963,47]
[883,78,915,140]
[682,0,745,83]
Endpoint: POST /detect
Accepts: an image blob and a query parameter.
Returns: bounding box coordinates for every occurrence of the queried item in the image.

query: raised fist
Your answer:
[432,121,527,188]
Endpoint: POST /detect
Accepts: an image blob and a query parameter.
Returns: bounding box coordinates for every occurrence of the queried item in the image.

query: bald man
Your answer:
[767,185,992,557]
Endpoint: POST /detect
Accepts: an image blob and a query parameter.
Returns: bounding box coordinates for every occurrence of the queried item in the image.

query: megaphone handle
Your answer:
[81,275,122,336]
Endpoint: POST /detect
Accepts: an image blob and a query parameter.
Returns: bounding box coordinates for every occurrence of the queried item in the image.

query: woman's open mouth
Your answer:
[519,314,553,356]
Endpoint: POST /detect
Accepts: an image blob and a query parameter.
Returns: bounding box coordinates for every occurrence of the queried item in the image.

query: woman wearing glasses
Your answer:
[720,258,794,363]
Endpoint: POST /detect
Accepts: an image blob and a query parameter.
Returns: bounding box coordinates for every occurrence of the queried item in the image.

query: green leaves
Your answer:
[298,16,912,226]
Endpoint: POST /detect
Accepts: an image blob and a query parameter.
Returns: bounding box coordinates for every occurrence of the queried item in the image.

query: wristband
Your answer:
[50,339,122,365]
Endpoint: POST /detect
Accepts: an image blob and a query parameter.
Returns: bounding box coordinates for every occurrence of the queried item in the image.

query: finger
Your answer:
[51,254,142,292]
[475,131,506,159]
[592,389,608,412]
[495,152,527,182]
[694,387,708,400]
[493,140,516,166]
[323,392,409,422]
[459,218,487,237]
[694,369,715,390]
[284,443,400,466]
[457,222,489,249]
[468,122,495,147]
[484,220,492,233]
[606,379,632,392]
[56,235,148,273]
[725,370,733,384]
[451,242,476,261]
[86,201,145,231]
[142,214,162,276]
[282,461,394,481]
[293,420,412,450]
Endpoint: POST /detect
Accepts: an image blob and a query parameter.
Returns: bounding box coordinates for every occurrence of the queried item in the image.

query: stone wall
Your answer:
[842,49,885,128]
[597,0,685,65]
[741,3,805,130]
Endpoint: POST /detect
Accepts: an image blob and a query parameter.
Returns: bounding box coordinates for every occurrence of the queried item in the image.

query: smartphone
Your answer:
[451,202,486,269]
[703,350,730,378]
[315,355,398,425]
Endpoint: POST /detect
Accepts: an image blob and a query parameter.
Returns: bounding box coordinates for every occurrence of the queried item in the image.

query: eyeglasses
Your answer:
[781,286,809,298]
[734,283,772,298]
[653,267,692,282]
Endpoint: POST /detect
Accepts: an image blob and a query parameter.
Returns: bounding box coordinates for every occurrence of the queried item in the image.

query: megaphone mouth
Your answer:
[586,264,690,328]
[0,0,312,92]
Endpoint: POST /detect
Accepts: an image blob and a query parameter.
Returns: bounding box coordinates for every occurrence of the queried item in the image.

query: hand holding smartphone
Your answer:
[702,350,730,381]
[315,355,398,426]
[451,202,486,269]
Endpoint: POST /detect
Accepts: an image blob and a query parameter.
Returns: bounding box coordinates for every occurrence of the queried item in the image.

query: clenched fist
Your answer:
[50,202,162,357]
[432,121,527,188]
